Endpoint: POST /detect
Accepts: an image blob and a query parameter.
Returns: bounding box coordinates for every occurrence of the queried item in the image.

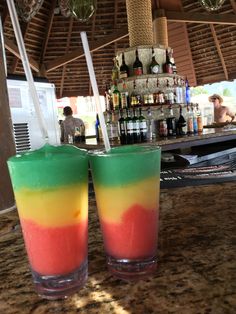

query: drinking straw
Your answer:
[6,0,48,141]
[80,31,111,152]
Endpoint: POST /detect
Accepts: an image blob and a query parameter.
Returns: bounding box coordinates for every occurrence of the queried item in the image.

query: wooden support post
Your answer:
[153,9,168,47]
[0,39,16,211]
[126,0,153,47]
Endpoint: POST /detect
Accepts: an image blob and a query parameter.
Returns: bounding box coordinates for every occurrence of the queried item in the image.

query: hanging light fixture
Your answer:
[15,0,44,22]
[198,0,226,11]
[68,0,97,22]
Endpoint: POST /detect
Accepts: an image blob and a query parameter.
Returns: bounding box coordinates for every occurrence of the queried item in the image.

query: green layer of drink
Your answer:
[8,144,88,190]
[89,145,161,187]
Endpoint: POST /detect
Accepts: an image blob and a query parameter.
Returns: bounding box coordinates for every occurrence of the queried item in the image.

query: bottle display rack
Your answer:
[98,45,203,146]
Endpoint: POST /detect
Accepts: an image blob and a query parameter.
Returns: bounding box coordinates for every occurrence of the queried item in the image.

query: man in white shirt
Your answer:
[60,106,85,143]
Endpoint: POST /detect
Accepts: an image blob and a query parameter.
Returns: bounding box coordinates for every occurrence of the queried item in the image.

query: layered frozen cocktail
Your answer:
[7,144,88,299]
[89,145,161,280]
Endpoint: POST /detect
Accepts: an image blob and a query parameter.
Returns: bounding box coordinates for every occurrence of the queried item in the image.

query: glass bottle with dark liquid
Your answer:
[125,109,134,144]
[132,108,141,143]
[118,110,126,145]
[139,108,147,142]
[149,47,160,74]
[119,53,129,79]
[166,105,176,136]
[133,49,143,76]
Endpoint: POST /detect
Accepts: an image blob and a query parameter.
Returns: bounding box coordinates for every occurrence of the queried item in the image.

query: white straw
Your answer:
[80,31,111,152]
[6,0,48,142]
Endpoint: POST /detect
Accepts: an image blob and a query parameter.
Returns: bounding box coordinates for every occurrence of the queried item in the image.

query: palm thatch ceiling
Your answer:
[0,0,236,98]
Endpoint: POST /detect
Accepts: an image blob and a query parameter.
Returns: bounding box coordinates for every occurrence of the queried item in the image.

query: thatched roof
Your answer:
[1,0,236,98]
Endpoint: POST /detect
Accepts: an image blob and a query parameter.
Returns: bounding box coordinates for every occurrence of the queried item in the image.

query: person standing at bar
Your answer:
[209,94,235,123]
[60,106,85,143]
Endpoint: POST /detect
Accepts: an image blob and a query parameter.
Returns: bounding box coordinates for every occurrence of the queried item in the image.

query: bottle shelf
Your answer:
[116,73,185,83]
[107,45,188,115]
[104,103,187,114]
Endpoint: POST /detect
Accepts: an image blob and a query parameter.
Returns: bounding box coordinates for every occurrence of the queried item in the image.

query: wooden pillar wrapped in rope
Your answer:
[126,0,153,47]
[153,9,168,47]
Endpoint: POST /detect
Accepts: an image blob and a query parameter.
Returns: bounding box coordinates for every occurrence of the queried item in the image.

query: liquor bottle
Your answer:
[146,107,155,141]
[157,105,168,137]
[133,49,143,76]
[112,57,119,81]
[163,49,173,74]
[158,91,165,104]
[186,105,194,134]
[145,79,154,105]
[170,49,177,74]
[80,124,86,142]
[106,111,112,139]
[185,78,191,105]
[132,108,141,143]
[149,47,160,74]
[95,114,101,142]
[125,109,134,144]
[143,79,150,106]
[110,111,119,142]
[118,110,126,145]
[130,81,141,106]
[153,78,160,104]
[196,103,203,133]
[165,79,174,105]
[192,104,198,134]
[119,53,129,79]
[104,84,111,112]
[139,107,147,142]
[176,105,187,136]
[74,125,86,143]
[112,82,121,110]
[177,78,184,104]
[173,77,180,104]
[166,105,176,136]
[120,81,129,109]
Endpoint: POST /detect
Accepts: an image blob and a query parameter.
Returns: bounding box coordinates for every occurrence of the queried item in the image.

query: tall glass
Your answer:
[7,144,88,299]
[89,145,161,281]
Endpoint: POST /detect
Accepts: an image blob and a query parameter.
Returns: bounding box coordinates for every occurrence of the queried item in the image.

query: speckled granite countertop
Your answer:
[1,182,236,314]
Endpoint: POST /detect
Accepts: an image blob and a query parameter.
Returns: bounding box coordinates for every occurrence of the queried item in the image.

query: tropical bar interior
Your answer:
[0,0,236,313]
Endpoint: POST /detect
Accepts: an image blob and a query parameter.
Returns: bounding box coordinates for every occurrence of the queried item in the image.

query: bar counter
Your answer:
[79,127,236,151]
[1,182,236,313]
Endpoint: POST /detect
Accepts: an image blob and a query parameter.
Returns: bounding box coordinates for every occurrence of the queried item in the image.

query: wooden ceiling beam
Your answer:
[4,37,39,72]
[10,22,29,73]
[155,10,236,25]
[45,28,128,73]
[39,0,57,65]
[230,0,236,13]
[60,17,74,98]
[210,24,228,81]
[1,7,9,26]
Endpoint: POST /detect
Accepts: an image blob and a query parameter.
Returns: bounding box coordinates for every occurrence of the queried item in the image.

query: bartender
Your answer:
[60,106,85,143]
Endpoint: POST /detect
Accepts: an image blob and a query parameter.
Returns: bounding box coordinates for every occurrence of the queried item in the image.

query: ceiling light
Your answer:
[15,0,44,22]
[68,0,97,22]
[198,0,226,11]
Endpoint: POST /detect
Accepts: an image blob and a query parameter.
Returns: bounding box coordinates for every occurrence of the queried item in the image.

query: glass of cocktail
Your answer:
[89,145,161,280]
[7,144,88,299]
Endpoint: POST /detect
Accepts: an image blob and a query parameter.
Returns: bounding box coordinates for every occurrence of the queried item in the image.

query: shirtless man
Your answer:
[209,94,235,123]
